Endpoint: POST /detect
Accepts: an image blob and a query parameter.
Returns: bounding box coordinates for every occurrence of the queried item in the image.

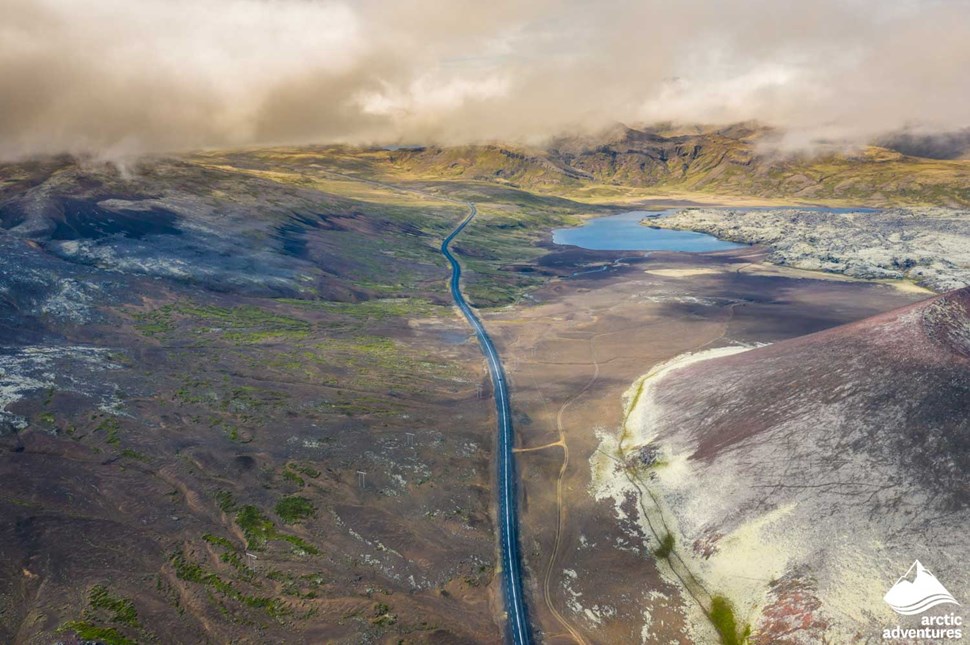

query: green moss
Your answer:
[224,500,321,554]
[88,585,139,627]
[710,596,750,645]
[95,417,121,445]
[132,308,176,336]
[654,532,675,559]
[236,505,276,549]
[275,496,315,523]
[171,551,210,584]
[202,533,236,550]
[278,534,320,555]
[61,621,134,645]
[214,490,237,513]
[58,585,141,645]
[170,551,290,618]
[282,469,305,487]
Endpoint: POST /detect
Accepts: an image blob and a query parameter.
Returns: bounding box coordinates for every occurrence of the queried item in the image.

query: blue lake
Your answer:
[552,210,744,252]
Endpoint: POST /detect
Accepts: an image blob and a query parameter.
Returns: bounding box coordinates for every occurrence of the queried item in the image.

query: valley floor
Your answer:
[485,242,931,643]
[0,149,962,644]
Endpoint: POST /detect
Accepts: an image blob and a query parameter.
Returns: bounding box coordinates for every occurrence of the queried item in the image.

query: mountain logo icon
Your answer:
[884,560,960,615]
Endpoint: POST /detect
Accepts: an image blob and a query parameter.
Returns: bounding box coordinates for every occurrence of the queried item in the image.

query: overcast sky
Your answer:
[2,0,969,159]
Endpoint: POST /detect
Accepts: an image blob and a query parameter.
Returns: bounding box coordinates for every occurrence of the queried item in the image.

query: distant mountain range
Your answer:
[384,123,970,206]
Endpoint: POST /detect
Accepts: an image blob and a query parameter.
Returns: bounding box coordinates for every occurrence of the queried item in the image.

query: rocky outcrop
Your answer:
[651,207,970,292]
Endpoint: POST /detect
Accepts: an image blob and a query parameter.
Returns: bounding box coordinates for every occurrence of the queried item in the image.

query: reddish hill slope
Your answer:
[616,288,969,642]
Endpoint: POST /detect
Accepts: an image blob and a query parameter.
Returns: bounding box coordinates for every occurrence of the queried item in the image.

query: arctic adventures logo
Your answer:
[882,560,963,641]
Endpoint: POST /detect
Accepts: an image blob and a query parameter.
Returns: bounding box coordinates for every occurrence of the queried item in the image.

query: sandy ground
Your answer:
[485,245,931,643]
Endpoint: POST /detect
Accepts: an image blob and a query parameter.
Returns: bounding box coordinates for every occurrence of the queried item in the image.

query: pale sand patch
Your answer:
[736,263,859,282]
[740,263,936,293]
[688,502,802,625]
[644,268,724,278]
[876,279,935,294]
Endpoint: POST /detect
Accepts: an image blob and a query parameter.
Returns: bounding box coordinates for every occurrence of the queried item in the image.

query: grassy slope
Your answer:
[361,128,970,207]
[192,149,599,306]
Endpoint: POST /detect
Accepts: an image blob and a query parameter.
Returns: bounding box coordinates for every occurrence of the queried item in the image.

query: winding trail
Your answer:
[539,335,599,645]
[441,202,532,645]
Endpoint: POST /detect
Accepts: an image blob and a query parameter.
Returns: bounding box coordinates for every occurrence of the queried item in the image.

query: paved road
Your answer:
[442,203,531,644]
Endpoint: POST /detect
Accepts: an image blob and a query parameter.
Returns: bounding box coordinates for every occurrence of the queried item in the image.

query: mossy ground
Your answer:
[60,585,144,645]
[710,596,751,645]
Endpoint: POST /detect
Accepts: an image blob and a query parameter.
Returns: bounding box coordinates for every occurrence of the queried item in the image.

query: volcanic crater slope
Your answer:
[621,288,969,642]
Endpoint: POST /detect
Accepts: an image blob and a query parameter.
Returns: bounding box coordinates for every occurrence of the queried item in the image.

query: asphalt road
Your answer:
[442,203,531,644]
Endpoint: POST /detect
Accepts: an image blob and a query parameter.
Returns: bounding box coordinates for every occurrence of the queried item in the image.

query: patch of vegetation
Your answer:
[88,585,139,627]
[234,504,319,554]
[372,602,397,627]
[289,463,321,479]
[710,596,750,645]
[279,297,441,321]
[170,551,290,618]
[120,448,148,461]
[132,308,176,336]
[202,533,236,550]
[59,584,141,645]
[266,570,327,599]
[277,534,320,555]
[95,417,121,445]
[654,532,675,559]
[282,468,305,487]
[236,505,276,549]
[61,621,134,645]
[134,302,313,343]
[203,534,254,576]
[214,490,237,513]
[275,496,316,523]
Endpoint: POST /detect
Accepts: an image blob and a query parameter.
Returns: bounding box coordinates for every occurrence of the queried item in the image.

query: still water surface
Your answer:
[552,210,744,252]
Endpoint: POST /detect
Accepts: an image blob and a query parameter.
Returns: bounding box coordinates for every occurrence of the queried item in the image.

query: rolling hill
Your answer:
[382,124,970,206]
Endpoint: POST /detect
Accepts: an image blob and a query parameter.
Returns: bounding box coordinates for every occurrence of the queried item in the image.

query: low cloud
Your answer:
[2,0,969,158]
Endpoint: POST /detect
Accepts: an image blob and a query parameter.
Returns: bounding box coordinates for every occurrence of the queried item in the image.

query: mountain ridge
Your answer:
[382,124,970,206]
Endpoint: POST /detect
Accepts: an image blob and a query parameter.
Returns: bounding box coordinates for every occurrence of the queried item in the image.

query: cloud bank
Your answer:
[2,0,969,158]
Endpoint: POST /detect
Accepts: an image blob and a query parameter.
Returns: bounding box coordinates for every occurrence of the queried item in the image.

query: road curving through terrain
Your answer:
[441,202,532,645]
[314,168,532,643]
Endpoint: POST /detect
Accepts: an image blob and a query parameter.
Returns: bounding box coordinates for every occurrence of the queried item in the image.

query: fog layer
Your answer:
[2,0,969,158]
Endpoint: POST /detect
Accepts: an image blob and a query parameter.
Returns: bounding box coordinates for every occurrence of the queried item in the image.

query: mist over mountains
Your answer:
[3,0,970,159]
